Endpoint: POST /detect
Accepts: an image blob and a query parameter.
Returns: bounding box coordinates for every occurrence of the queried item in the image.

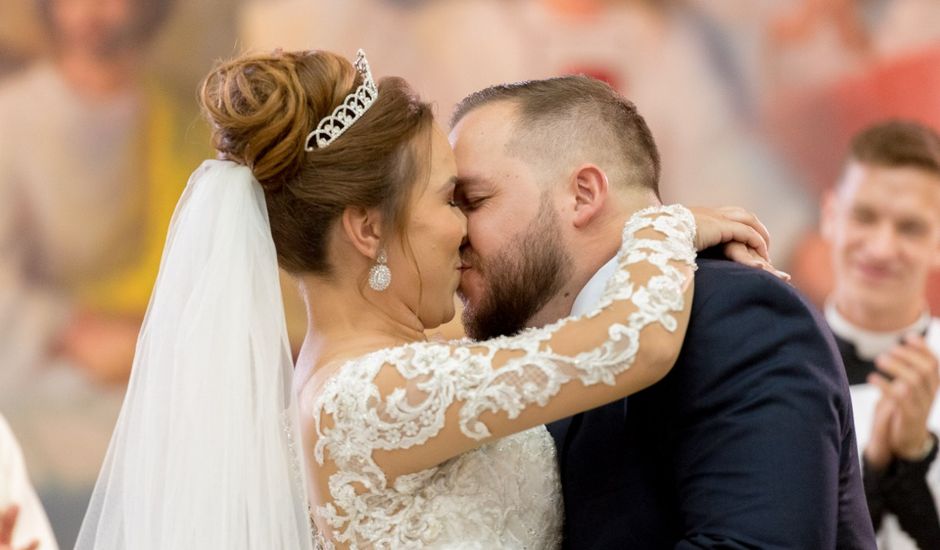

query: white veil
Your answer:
[75,160,314,550]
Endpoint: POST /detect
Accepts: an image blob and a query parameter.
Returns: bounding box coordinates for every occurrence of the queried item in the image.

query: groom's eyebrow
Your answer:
[454,175,488,191]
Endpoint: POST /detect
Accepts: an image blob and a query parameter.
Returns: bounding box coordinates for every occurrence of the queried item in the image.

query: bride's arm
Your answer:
[312,205,696,478]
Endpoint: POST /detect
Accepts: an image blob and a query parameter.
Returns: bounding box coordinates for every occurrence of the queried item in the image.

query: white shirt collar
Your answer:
[570,255,618,317]
[824,300,932,360]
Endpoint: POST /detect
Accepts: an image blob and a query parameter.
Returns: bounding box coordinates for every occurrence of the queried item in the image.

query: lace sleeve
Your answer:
[307,204,695,541]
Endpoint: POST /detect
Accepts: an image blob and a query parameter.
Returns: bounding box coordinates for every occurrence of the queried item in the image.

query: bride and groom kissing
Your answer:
[73,49,876,549]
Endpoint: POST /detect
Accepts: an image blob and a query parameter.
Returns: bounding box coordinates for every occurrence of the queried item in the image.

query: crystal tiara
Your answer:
[304,49,378,151]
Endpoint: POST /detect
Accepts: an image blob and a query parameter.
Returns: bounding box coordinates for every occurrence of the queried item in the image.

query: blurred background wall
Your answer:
[1,0,939,547]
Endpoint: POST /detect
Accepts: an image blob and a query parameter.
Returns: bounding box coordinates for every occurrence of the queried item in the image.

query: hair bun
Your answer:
[196,49,434,276]
[199,51,355,190]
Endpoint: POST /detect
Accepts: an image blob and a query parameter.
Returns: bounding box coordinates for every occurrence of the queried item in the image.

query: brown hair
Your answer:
[199,50,434,275]
[849,120,940,177]
[451,75,660,197]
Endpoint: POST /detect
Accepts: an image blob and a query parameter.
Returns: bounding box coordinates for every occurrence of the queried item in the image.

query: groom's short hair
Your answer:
[452,75,661,198]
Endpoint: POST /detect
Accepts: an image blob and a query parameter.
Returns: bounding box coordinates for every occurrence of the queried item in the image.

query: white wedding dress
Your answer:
[307,367,564,549]
[301,205,697,549]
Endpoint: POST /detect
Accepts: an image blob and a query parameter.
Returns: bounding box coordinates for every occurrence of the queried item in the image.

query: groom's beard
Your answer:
[460,206,572,340]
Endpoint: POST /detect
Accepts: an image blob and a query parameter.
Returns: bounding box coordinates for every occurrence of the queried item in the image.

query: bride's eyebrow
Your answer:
[440,176,458,191]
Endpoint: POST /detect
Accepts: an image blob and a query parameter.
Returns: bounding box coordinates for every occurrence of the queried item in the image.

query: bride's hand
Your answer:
[0,506,38,550]
[689,206,790,281]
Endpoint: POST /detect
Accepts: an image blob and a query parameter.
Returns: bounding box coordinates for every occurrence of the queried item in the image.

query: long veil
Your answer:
[75,160,314,549]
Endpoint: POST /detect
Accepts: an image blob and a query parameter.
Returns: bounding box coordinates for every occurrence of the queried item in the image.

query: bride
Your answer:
[76,49,777,549]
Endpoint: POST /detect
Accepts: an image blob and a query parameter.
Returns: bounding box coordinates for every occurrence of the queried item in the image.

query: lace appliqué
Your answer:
[281,411,335,550]
[307,205,696,548]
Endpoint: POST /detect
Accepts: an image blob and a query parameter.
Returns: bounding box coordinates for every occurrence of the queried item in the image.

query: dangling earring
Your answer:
[369,248,391,291]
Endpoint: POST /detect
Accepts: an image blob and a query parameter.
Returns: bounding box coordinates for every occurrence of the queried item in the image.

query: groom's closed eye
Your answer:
[456,195,488,212]
[453,186,489,212]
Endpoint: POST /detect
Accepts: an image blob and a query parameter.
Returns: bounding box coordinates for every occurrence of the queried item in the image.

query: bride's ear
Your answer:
[341,206,384,260]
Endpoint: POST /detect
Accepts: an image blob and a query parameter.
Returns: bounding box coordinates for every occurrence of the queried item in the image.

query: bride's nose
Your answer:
[456,209,468,240]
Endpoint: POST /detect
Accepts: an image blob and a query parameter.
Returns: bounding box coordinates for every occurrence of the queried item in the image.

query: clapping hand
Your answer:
[689,206,790,281]
[865,334,940,469]
[0,506,38,550]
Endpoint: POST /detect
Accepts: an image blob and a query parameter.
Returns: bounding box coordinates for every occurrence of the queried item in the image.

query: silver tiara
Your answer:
[304,49,378,151]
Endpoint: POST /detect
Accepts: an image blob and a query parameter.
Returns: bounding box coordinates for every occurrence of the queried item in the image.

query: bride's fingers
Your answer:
[723,223,770,263]
[690,207,771,260]
[723,241,762,268]
[723,242,791,281]
[718,206,771,254]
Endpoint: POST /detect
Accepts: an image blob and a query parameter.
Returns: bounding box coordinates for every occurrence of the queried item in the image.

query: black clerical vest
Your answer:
[833,327,930,386]
[833,335,878,386]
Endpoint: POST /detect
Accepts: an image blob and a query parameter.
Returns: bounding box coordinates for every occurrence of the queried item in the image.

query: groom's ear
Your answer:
[341,206,384,260]
[569,164,609,229]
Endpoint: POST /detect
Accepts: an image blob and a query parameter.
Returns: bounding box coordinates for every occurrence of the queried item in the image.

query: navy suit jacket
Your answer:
[547,258,876,549]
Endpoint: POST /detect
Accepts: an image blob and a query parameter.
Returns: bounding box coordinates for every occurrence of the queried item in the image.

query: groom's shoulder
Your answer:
[691,257,818,323]
[682,258,841,382]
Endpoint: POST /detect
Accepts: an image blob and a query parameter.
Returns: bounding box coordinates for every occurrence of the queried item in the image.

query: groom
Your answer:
[449,76,876,548]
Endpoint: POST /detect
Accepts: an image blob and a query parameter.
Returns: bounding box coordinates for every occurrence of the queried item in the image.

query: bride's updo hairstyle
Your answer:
[199,50,434,275]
